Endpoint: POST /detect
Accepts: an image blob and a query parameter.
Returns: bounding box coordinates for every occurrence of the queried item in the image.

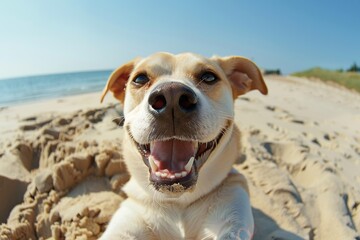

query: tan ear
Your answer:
[214,56,268,97]
[100,59,138,103]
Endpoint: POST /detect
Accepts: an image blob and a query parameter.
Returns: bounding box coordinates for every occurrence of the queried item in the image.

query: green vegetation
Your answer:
[347,62,360,72]
[264,69,282,75]
[292,67,360,93]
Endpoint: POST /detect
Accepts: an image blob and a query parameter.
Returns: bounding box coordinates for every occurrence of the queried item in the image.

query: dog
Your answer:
[99,52,267,240]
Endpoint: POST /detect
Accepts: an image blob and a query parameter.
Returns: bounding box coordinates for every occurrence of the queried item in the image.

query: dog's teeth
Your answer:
[169,175,175,179]
[184,156,195,172]
[181,171,187,177]
[155,172,161,177]
[175,173,182,178]
[149,156,158,172]
[161,172,168,178]
[193,141,198,150]
[150,142,154,152]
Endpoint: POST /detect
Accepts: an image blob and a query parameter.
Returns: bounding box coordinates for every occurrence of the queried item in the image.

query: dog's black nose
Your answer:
[148,82,198,114]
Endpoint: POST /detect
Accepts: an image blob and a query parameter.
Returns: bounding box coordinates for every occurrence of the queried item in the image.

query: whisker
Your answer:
[195,79,206,87]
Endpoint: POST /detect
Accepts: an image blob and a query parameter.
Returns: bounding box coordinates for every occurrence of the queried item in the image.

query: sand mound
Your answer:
[0,76,359,239]
[0,105,129,240]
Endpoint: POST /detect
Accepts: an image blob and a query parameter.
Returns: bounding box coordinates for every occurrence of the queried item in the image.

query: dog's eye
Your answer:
[133,74,150,86]
[200,72,218,84]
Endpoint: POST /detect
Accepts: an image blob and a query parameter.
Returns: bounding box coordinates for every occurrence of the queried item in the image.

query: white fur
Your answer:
[100,53,255,240]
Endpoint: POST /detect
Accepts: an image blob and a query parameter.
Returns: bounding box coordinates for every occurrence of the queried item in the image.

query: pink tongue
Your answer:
[150,139,195,172]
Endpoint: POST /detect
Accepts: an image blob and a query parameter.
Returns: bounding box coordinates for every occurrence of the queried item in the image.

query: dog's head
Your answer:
[101,52,267,197]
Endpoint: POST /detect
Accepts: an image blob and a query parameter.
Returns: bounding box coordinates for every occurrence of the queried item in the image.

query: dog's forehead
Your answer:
[137,52,174,73]
[175,53,215,72]
[135,52,220,76]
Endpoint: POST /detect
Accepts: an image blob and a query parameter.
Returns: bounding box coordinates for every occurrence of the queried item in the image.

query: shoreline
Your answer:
[0,90,116,111]
[2,73,359,109]
[0,90,105,109]
[0,70,112,109]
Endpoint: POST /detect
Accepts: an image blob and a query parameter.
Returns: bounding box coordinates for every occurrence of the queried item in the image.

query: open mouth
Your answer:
[131,127,227,191]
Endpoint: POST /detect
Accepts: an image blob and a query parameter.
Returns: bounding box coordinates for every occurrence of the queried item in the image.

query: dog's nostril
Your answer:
[151,95,167,110]
[179,94,197,111]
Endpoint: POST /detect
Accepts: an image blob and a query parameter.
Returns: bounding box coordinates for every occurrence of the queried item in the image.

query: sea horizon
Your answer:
[0,70,112,107]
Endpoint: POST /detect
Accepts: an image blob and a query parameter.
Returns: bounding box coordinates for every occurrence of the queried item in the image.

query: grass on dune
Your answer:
[292,67,360,93]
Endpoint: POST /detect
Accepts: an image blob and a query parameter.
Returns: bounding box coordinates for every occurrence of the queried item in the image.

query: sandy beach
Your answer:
[0,75,359,239]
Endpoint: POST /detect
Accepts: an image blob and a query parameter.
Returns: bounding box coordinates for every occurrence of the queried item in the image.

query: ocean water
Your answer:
[0,70,112,107]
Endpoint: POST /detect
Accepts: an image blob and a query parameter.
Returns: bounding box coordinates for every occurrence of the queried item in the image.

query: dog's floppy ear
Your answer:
[100,59,138,103]
[214,56,268,97]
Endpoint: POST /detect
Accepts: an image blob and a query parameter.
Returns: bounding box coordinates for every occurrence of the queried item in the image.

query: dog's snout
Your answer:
[148,82,198,115]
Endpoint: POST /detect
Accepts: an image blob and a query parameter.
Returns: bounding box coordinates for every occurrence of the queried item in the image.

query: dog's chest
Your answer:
[148,203,209,239]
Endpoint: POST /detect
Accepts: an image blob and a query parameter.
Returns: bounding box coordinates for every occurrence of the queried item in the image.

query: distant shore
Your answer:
[292,67,360,93]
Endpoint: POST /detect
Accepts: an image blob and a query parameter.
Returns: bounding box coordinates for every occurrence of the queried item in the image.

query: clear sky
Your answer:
[1,0,359,79]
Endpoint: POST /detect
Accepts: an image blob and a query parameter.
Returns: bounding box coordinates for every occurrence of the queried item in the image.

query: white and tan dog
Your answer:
[100,52,267,240]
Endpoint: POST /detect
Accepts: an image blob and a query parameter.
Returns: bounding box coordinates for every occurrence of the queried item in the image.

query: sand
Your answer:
[0,76,359,239]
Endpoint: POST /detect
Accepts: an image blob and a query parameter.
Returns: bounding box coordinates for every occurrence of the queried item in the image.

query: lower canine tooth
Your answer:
[181,171,187,177]
[184,156,195,172]
[161,172,168,178]
[155,172,161,177]
[149,156,158,172]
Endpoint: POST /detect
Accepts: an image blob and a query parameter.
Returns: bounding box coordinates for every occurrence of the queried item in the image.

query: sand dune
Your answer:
[0,76,359,239]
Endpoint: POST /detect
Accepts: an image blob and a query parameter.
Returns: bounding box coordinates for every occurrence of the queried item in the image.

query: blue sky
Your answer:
[0,0,359,79]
